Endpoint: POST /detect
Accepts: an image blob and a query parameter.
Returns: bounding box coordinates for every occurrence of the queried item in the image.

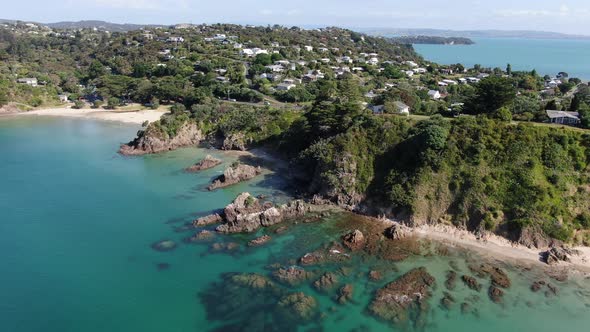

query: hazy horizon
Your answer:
[2,0,590,35]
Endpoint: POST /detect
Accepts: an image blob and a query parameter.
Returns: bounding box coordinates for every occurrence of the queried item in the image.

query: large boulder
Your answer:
[208,163,262,191]
[186,155,222,172]
[342,230,365,251]
[120,122,203,155]
[369,267,435,328]
[384,223,410,240]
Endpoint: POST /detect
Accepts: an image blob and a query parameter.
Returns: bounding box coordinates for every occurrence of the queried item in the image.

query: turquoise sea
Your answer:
[415,38,590,80]
[1,116,590,332]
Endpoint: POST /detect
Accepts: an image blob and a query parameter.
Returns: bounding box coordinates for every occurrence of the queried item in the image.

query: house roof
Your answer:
[546,110,580,120]
[394,101,409,110]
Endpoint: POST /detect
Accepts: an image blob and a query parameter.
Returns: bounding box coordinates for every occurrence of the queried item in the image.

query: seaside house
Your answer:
[546,110,581,126]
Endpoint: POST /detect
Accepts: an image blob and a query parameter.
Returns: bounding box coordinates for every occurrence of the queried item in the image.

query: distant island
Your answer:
[363,28,590,40]
[390,35,474,45]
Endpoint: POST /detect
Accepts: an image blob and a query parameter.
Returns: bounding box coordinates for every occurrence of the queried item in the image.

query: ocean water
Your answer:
[1,116,590,332]
[414,38,590,80]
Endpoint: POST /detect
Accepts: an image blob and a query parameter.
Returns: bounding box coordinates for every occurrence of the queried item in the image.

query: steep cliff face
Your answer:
[119,122,203,155]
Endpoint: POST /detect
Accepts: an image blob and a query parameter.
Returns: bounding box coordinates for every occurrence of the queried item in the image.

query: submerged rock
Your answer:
[273,266,315,286]
[342,229,365,251]
[445,270,457,290]
[120,122,203,155]
[313,272,339,292]
[208,163,262,191]
[461,275,482,292]
[337,284,354,304]
[488,286,504,304]
[190,230,215,241]
[186,155,222,172]
[531,280,546,292]
[369,270,383,281]
[151,240,177,252]
[469,263,511,288]
[368,267,435,328]
[277,292,318,321]
[440,292,455,310]
[248,235,271,247]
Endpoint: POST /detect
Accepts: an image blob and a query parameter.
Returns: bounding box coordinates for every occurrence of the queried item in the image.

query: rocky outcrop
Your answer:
[542,246,580,265]
[488,286,504,304]
[248,235,271,247]
[277,292,318,321]
[189,230,215,241]
[461,275,482,292]
[313,272,339,292]
[384,223,410,240]
[119,122,203,155]
[342,230,365,251]
[369,267,435,328]
[273,266,316,286]
[337,284,354,304]
[445,270,457,290]
[193,213,223,227]
[222,132,247,151]
[186,155,222,172]
[216,193,312,233]
[208,163,262,191]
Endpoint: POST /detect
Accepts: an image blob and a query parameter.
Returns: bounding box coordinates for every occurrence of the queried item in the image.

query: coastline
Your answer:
[7,106,168,125]
[378,218,590,274]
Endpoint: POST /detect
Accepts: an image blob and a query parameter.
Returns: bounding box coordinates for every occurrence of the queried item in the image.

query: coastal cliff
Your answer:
[119,121,203,155]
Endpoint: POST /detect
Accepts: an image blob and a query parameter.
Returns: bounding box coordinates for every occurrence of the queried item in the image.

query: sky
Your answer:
[3,0,590,34]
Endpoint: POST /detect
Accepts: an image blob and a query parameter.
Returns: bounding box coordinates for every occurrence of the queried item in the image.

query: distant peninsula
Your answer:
[390,35,474,45]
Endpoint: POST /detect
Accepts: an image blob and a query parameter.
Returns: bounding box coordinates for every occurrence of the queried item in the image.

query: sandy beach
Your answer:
[403,221,590,273]
[13,106,168,124]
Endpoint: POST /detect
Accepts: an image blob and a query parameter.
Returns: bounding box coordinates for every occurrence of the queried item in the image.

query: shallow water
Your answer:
[1,116,589,332]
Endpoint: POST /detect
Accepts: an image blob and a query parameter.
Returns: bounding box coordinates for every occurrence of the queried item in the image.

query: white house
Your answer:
[414,67,427,74]
[304,45,313,52]
[17,78,38,87]
[320,58,331,64]
[367,57,379,65]
[405,70,414,77]
[404,61,418,68]
[393,101,410,115]
[167,36,184,43]
[266,65,285,73]
[442,79,458,85]
[428,90,442,99]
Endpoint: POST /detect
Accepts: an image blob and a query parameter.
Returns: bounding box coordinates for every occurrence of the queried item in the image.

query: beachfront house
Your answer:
[546,110,581,126]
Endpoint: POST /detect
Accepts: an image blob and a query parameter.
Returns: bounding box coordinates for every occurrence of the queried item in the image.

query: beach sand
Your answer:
[15,107,168,124]
[405,222,590,273]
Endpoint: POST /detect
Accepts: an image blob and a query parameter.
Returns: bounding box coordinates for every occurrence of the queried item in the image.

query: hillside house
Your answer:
[17,78,38,87]
[546,110,581,125]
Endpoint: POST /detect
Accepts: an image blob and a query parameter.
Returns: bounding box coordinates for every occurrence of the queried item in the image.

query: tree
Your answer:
[253,53,272,66]
[466,76,516,114]
[106,97,120,109]
[494,107,512,122]
[0,89,8,106]
[506,63,512,76]
[72,100,85,109]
